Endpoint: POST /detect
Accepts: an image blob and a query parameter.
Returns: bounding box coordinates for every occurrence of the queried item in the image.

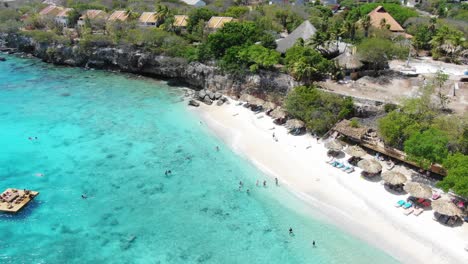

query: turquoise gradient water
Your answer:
[0,55,399,263]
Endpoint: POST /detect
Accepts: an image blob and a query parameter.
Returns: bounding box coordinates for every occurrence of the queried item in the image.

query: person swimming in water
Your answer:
[81,194,87,199]
[289,227,293,235]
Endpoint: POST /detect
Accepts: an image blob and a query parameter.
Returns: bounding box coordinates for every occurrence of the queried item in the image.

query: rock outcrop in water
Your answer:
[0,33,297,100]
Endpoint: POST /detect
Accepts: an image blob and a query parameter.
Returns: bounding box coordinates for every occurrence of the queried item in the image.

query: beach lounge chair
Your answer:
[403,208,414,215]
[341,165,351,171]
[402,202,413,209]
[395,200,405,207]
[432,192,441,200]
[331,161,340,167]
[326,157,335,164]
[413,208,424,216]
[346,167,355,173]
[336,163,345,169]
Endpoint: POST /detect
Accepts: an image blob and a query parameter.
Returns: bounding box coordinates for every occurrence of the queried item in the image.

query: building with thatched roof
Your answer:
[332,119,369,142]
[139,12,162,27]
[207,16,235,30]
[39,5,64,17]
[334,48,363,71]
[55,8,73,27]
[276,20,316,53]
[368,6,404,32]
[173,15,189,28]
[78,10,108,27]
[108,10,129,22]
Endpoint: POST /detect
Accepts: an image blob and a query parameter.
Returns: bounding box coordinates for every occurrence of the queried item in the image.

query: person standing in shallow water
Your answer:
[313,241,316,247]
[275,178,279,186]
[289,227,293,235]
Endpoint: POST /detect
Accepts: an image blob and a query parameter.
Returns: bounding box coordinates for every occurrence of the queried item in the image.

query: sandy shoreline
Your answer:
[190,99,468,264]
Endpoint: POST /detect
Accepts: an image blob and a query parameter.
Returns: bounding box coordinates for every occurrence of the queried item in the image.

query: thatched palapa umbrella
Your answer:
[250,97,265,107]
[381,171,407,185]
[325,140,344,152]
[334,51,363,70]
[270,107,287,119]
[432,200,464,216]
[357,159,382,174]
[403,182,432,199]
[239,94,254,103]
[344,145,366,158]
[262,101,277,112]
[285,119,305,130]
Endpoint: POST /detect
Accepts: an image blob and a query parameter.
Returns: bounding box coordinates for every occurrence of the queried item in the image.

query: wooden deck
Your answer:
[0,188,39,213]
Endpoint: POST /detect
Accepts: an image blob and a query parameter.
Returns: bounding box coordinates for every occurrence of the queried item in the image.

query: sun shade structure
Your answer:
[403,182,432,199]
[285,119,305,130]
[381,171,407,185]
[358,159,382,174]
[207,16,235,29]
[325,139,344,151]
[139,12,161,26]
[276,20,317,53]
[334,51,363,70]
[173,15,189,27]
[108,10,129,22]
[270,107,286,118]
[368,6,404,32]
[344,145,367,158]
[432,200,464,216]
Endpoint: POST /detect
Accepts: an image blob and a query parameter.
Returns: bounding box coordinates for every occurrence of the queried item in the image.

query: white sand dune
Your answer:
[191,100,468,264]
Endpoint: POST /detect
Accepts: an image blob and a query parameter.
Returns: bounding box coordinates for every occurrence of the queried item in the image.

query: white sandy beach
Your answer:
[191,99,468,264]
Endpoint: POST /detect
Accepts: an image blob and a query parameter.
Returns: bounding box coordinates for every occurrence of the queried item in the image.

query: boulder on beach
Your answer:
[216,99,224,106]
[214,92,222,100]
[198,90,206,100]
[206,90,215,100]
[188,99,200,107]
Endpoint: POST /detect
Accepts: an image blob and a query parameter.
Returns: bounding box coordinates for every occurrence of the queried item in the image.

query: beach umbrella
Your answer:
[270,107,287,119]
[344,145,366,158]
[250,97,265,107]
[325,140,344,151]
[239,94,254,103]
[432,200,464,216]
[381,171,407,185]
[334,51,363,70]
[403,182,432,199]
[357,159,382,174]
[285,119,305,130]
[262,101,277,112]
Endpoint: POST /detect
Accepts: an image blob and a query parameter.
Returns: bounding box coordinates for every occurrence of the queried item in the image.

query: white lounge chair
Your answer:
[403,208,414,215]
[413,208,424,216]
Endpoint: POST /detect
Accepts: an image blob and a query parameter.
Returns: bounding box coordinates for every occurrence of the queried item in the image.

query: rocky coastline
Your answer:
[0,33,297,102]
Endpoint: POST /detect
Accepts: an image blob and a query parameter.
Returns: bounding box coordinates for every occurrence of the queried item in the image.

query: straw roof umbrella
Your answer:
[403,182,432,199]
[250,97,265,106]
[270,107,287,119]
[334,51,363,70]
[432,200,464,216]
[285,119,305,130]
[325,140,344,152]
[381,171,407,185]
[344,145,366,158]
[239,94,254,103]
[262,101,277,112]
[357,159,382,174]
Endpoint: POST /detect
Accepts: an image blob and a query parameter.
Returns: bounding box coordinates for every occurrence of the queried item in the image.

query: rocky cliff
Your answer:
[1,33,297,101]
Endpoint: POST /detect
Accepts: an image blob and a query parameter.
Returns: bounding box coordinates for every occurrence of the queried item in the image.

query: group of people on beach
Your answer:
[238,177,280,194]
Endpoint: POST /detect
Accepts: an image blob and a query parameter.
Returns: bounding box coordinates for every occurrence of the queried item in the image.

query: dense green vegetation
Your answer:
[346,3,418,25]
[284,86,354,135]
[438,154,468,197]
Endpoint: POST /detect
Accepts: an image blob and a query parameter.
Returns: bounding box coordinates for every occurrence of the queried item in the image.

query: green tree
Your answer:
[237,44,280,72]
[437,153,468,197]
[430,25,466,63]
[404,128,449,168]
[187,8,216,33]
[206,22,259,58]
[67,9,81,28]
[284,86,354,134]
[411,25,434,51]
[357,37,408,71]
[285,44,332,82]
[360,15,371,38]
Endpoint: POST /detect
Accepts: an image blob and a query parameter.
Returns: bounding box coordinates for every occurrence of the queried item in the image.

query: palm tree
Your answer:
[361,15,371,38]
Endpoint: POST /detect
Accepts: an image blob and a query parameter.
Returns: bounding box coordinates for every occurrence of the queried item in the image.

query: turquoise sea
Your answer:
[0,55,399,263]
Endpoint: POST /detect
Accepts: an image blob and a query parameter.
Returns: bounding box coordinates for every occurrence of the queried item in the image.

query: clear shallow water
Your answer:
[0,56,399,264]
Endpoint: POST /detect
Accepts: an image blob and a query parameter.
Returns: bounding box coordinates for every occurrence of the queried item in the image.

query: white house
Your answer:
[181,0,206,7]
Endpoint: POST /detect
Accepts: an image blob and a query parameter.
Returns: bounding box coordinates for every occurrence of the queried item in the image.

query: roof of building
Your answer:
[181,0,206,6]
[56,8,73,18]
[207,16,235,29]
[80,10,107,20]
[173,15,189,27]
[368,6,404,32]
[108,10,129,22]
[139,12,161,24]
[276,20,317,53]
[39,5,63,16]
[332,119,369,141]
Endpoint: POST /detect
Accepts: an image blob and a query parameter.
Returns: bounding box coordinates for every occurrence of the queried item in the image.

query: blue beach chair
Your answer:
[395,200,405,207]
[402,202,413,209]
